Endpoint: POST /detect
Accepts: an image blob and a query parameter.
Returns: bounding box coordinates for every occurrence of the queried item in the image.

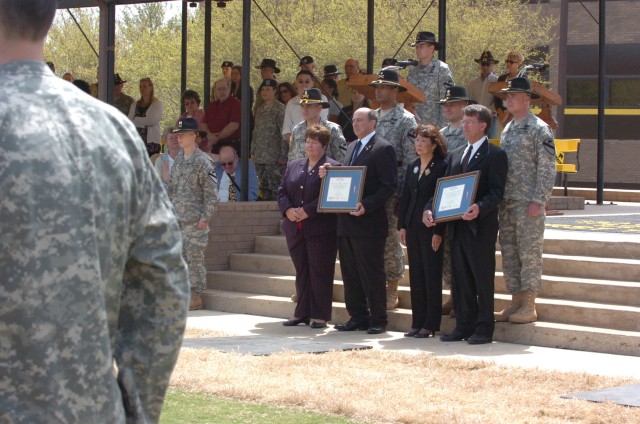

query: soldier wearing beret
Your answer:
[407,31,454,128]
[495,78,556,324]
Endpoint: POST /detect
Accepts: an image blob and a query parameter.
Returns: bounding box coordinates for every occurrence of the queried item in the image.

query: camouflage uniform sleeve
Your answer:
[533,124,557,205]
[200,156,219,222]
[116,149,189,423]
[277,106,288,162]
[328,124,347,163]
[398,113,418,193]
[440,63,454,100]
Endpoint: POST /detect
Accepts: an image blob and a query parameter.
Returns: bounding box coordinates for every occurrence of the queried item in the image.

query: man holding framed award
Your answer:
[424,104,507,345]
[322,108,398,335]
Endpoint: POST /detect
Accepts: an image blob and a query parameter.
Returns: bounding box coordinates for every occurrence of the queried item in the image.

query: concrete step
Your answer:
[200,289,640,357]
[209,271,640,331]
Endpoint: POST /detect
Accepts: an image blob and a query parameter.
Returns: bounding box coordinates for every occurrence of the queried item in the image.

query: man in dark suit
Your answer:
[424,104,508,344]
[322,108,398,334]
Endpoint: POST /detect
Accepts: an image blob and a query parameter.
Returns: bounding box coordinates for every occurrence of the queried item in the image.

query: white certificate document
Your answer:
[438,184,465,212]
[326,177,352,202]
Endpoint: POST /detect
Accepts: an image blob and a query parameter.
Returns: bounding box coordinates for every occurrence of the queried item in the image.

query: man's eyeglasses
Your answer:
[221,161,235,167]
[505,60,519,65]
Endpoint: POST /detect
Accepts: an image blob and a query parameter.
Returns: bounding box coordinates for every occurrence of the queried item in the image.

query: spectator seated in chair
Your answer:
[214,142,259,202]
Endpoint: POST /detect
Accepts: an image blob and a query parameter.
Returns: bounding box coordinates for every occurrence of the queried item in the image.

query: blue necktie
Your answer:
[350,140,362,165]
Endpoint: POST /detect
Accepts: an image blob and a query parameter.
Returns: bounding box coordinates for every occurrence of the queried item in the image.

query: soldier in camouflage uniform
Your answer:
[168,118,219,310]
[0,2,189,421]
[438,86,473,316]
[407,31,454,128]
[369,70,417,309]
[289,88,347,163]
[251,79,287,200]
[495,78,556,324]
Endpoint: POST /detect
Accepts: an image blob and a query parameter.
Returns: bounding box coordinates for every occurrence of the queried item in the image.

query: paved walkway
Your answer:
[186,201,640,381]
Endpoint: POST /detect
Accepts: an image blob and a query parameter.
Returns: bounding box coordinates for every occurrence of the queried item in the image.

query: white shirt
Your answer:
[467,73,498,113]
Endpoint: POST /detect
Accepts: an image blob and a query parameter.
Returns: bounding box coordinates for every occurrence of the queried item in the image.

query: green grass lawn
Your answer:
[160,388,359,424]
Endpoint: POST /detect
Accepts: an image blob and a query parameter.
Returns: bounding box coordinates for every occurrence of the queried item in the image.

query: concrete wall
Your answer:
[204,202,282,271]
[566,139,639,188]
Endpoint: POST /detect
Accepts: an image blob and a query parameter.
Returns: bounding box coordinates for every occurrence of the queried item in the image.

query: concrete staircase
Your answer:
[203,233,640,356]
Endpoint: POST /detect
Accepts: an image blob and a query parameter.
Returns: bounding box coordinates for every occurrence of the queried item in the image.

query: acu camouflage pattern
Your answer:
[498,112,556,294]
[375,104,417,194]
[251,101,287,200]
[288,119,347,163]
[0,61,189,423]
[113,93,135,116]
[440,124,467,153]
[384,193,404,281]
[168,149,219,292]
[407,57,454,128]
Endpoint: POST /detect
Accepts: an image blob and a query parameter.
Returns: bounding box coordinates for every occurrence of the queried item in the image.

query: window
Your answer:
[609,78,640,107]
[566,78,598,107]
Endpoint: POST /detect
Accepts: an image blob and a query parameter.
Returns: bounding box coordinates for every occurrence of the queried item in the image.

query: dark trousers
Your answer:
[406,224,444,331]
[338,236,387,327]
[450,222,496,338]
[287,230,337,321]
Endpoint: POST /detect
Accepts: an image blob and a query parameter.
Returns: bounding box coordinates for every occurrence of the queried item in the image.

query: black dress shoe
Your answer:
[414,329,436,338]
[334,320,369,331]
[366,326,386,334]
[310,321,327,329]
[404,329,420,337]
[439,331,468,342]
[282,317,310,326]
[467,334,493,345]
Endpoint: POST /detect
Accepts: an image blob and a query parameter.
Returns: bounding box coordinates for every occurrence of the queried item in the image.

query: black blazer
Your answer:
[398,156,448,236]
[337,133,397,238]
[277,155,341,238]
[440,138,508,240]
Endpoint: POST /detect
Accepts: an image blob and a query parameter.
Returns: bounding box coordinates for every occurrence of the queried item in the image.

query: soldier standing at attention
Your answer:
[494,78,556,324]
[251,79,287,200]
[0,1,189,421]
[369,70,417,309]
[168,118,219,311]
[407,31,453,128]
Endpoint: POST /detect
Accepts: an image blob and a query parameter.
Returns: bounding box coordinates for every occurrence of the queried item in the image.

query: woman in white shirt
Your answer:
[128,77,163,156]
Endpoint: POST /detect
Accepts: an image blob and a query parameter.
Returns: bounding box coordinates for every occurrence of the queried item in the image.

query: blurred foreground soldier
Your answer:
[0,1,189,422]
[168,118,219,310]
[495,78,555,324]
[369,70,417,309]
[407,31,453,128]
[252,79,287,200]
[438,85,473,316]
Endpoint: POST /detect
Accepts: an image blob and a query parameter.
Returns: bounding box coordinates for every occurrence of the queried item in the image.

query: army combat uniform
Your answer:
[168,149,219,293]
[376,105,417,290]
[288,118,347,163]
[407,57,454,128]
[251,100,287,200]
[499,112,556,294]
[0,60,189,423]
[440,124,467,153]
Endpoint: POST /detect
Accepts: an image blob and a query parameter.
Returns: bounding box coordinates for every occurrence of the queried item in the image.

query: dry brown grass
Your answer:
[171,332,638,424]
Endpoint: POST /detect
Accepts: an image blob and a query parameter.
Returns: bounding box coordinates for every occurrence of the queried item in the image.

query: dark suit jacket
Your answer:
[277,155,341,238]
[442,138,508,241]
[337,133,397,238]
[398,156,448,236]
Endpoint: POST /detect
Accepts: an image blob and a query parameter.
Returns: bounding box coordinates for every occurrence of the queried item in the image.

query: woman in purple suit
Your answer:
[277,125,340,328]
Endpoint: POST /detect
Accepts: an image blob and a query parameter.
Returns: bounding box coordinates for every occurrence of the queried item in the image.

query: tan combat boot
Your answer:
[189,291,203,311]
[508,291,538,324]
[494,291,523,322]
[442,296,454,316]
[386,280,400,310]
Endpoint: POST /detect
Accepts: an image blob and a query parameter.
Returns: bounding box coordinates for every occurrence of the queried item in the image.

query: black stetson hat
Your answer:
[500,77,540,99]
[409,31,441,50]
[299,56,314,66]
[299,88,330,108]
[438,86,471,104]
[256,58,281,74]
[259,79,278,89]
[381,58,398,67]
[221,61,234,68]
[369,69,407,92]
[172,118,208,138]
[114,73,126,85]
[474,51,499,64]
[322,64,342,78]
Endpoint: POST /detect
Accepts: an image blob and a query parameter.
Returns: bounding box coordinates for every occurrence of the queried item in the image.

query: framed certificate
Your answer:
[317,166,367,213]
[432,171,480,223]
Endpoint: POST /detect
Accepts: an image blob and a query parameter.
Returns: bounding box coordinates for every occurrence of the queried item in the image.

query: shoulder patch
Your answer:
[208,169,218,185]
[543,139,555,155]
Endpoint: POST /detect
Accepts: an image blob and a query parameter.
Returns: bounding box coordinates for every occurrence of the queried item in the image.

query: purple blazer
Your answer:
[277,155,340,238]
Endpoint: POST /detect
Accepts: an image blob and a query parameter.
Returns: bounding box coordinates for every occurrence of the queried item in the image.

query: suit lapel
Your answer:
[354,135,376,165]
[450,148,465,175]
